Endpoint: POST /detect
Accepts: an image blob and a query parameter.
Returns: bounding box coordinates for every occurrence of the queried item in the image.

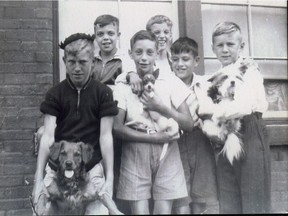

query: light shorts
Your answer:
[117,140,188,201]
[44,161,109,215]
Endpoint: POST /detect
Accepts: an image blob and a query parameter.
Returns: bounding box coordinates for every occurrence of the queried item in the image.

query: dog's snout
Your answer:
[231,81,235,86]
[65,160,73,167]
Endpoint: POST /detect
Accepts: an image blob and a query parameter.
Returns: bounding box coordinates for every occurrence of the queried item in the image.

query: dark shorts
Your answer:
[174,128,218,207]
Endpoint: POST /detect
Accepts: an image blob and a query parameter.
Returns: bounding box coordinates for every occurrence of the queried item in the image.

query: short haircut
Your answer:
[171,37,198,58]
[212,21,242,43]
[146,15,173,32]
[64,39,95,59]
[130,30,157,50]
[94,14,119,31]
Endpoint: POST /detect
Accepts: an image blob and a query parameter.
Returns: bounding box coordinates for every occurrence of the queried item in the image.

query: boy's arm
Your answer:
[32,114,56,204]
[113,109,179,144]
[140,91,194,132]
[99,116,114,197]
[115,71,143,96]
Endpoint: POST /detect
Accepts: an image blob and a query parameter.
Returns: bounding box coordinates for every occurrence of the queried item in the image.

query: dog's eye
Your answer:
[60,151,66,156]
[74,152,81,157]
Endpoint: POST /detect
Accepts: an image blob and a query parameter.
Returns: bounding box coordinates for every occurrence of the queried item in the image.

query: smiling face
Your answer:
[212,31,244,67]
[129,39,158,76]
[63,45,94,89]
[150,22,172,53]
[171,51,199,86]
[94,22,120,56]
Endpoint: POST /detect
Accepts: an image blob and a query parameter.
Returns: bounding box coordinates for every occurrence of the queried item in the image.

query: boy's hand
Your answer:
[98,179,113,198]
[140,90,163,112]
[127,72,143,96]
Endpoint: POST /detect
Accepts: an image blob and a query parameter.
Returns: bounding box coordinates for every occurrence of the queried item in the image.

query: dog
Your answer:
[35,140,123,215]
[194,62,251,165]
[141,69,179,160]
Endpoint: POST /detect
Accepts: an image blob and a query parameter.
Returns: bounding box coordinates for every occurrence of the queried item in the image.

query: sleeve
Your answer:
[40,88,61,117]
[169,75,191,109]
[113,83,127,111]
[99,86,119,118]
[115,54,136,84]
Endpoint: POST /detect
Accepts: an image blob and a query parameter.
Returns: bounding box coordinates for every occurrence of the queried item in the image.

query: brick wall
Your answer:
[0,1,53,215]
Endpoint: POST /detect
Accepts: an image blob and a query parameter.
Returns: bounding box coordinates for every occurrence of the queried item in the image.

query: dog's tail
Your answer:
[220,133,244,165]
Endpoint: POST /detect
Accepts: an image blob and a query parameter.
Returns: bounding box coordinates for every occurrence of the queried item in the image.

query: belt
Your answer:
[131,126,157,135]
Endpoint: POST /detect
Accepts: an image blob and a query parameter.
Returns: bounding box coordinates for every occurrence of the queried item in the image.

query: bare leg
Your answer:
[173,205,191,214]
[153,200,173,214]
[130,200,150,215]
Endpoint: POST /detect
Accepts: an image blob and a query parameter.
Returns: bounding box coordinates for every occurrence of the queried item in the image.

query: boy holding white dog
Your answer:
[113,30,194,214]
[32,33,119,215]
[197,22,271,214]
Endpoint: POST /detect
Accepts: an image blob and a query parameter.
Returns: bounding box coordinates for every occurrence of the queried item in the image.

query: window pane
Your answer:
[256,59,288,80]
[251,6,287,57]
[264,80,288,111]
[201,4,249,57]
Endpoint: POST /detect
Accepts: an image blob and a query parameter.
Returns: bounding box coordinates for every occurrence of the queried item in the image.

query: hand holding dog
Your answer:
[140,90,163,113]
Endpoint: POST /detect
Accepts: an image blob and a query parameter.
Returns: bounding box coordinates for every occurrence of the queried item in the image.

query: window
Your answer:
[200,0,287,118]
[58,0,179,81]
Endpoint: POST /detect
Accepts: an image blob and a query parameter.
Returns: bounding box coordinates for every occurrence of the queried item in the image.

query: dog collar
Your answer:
[48,158,58,171]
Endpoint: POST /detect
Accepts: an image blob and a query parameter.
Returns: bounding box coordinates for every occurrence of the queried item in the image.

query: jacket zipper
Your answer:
[77,90,80,115]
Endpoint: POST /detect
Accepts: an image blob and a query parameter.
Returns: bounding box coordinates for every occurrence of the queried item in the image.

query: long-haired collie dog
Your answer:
[194,63,250,164]
[141,69,179,160]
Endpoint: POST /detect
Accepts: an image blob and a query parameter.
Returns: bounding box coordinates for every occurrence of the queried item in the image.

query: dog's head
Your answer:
[49,141,93,179]
[141,69,159,94]
[207,69,244,102]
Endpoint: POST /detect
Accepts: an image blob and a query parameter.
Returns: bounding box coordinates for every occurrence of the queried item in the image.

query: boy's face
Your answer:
[150,22,172,52]
[94,23,120,55]
[63,48,94,88]
[212,31,244,67]
[129,39,157,75]
[171,51,199,82]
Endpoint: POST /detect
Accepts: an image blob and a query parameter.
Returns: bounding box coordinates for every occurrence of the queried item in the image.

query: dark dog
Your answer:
[35,140,123,215]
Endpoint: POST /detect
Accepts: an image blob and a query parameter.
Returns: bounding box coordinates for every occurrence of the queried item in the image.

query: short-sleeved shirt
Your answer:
[113,72,191,129]
[40,77,118,170]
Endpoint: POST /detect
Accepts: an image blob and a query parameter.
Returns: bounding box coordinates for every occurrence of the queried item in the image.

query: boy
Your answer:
[170,37,219,214]
[92,14,127,89]
[115,15,174,94]
[201,22,271,213]
[32,33,118,215]
[113,30,194,214]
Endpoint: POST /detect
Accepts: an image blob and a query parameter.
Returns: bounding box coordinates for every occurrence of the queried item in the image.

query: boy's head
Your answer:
[146,15,173,52]
[170,37,199,84]
[212,22,245,67]
[129,30,158,76]
[94,14,120,56]
[60,33,95,89]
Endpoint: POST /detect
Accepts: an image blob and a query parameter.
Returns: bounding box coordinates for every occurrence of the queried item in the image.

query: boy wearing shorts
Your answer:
[113,30,194,214]
[32,33,118,215]
[170,37,219,214]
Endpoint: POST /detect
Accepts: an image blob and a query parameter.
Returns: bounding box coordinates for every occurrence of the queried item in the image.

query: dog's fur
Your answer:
[35,140,123,215]
[195,63,250,165]
[141,70,179,160]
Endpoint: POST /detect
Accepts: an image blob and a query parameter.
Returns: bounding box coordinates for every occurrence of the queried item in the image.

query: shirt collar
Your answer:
[67,75,92,90]
[94,48,124,61]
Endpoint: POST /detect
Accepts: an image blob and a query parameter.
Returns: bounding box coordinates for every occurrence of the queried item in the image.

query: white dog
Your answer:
[194,62,251,164]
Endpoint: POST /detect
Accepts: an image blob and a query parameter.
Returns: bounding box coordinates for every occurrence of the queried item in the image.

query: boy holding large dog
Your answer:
[32,33,118,215]
[170,37,219,214]
[113,30,194,214]
[197,22,271,214]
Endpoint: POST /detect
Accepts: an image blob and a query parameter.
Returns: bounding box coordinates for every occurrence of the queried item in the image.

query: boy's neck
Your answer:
[183,73,194,87]
[100,47,117,62]
[158,49,169,60]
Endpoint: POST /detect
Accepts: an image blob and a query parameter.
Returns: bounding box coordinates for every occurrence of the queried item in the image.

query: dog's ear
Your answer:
[153,69,159,80]
[49,141,64,161]
[80,142,93,164]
